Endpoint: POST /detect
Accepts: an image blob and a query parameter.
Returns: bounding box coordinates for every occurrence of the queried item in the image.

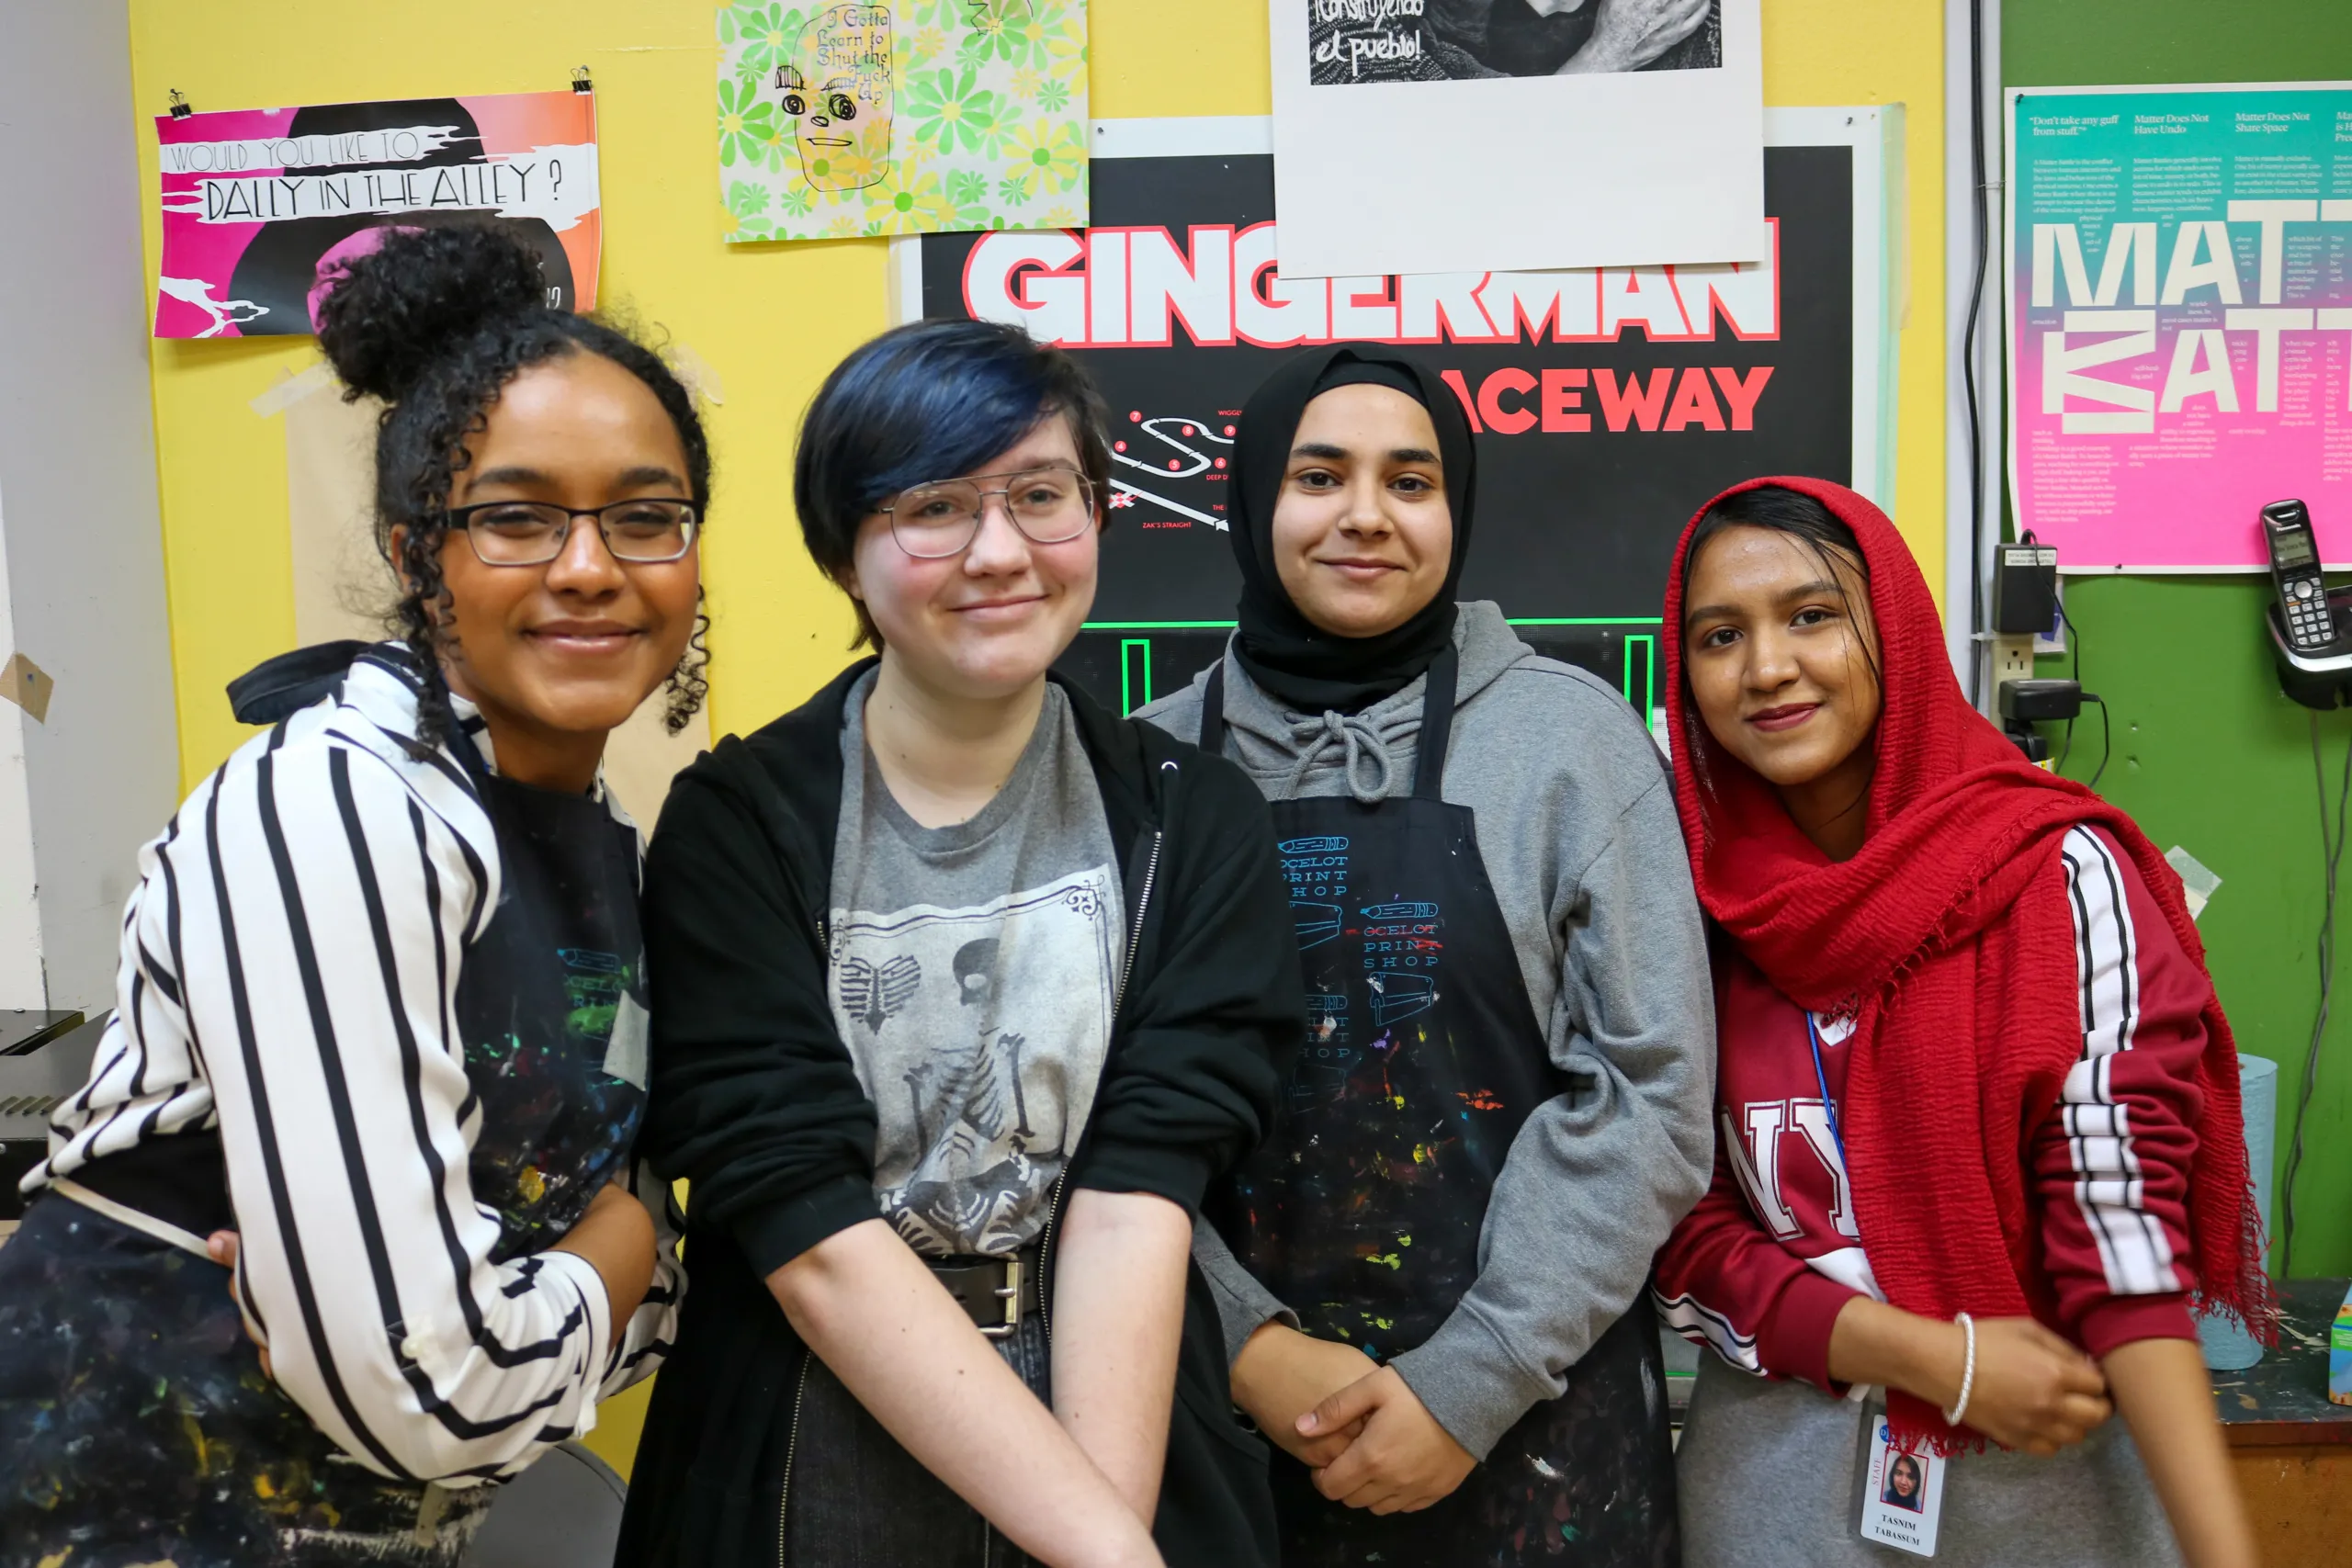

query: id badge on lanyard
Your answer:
[1810,1018,1951,1556]
[1850,1395,1948,1555]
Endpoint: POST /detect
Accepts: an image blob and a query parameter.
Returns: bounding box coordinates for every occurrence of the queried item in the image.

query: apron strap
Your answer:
[1199,660,1228,754]
[1411,645,1459,802]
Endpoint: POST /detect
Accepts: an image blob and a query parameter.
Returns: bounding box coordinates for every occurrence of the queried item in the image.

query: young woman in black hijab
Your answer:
[1136,346,1713,1566]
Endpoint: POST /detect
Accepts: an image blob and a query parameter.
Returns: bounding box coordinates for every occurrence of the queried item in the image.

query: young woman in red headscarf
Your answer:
[1651,478,2269,1568]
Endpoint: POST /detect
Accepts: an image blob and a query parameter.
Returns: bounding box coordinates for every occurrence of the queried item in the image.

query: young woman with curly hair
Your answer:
[0,224,705,1565]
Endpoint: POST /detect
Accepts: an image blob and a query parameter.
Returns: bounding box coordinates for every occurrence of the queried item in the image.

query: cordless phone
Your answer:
[2265,500,2337,654]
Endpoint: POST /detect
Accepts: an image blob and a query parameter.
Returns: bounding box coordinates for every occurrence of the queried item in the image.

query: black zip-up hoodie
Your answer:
[616,661,1303,1568]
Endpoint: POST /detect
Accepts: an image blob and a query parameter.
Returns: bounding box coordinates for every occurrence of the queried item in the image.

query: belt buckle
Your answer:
[977,1254,1023,1339]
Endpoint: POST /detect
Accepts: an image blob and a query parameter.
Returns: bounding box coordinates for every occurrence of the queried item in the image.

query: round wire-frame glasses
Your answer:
[878,468,1097,559]
[446,500,701,567]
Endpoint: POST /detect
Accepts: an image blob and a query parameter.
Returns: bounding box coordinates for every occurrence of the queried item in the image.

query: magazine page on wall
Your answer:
[1268,0,1767,277]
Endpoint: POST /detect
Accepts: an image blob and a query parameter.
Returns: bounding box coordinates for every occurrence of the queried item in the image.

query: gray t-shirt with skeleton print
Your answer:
[829,671,1125,1258]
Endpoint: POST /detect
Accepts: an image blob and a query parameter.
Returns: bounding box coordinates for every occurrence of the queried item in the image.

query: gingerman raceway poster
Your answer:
[153,91,601,338]
[718,1,1091,243]
[892,113,1894,718]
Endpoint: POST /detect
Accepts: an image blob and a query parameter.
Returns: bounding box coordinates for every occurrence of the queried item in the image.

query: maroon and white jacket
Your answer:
[1655,825,2204,1391]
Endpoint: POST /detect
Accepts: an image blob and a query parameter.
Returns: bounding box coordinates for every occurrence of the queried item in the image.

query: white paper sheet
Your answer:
[1269,0,1768,278]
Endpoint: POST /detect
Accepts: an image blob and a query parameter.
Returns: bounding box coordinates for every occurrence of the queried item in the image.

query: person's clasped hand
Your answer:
[1232,1324,1378,1467]
[1943,1315,2114,1455]
[1298,1364,1476,1515]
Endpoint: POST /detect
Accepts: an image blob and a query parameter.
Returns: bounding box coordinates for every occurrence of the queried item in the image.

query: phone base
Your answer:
[2267,592,2352,710]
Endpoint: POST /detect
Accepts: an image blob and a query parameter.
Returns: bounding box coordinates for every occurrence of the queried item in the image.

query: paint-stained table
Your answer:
[2213,1276,2351,1567]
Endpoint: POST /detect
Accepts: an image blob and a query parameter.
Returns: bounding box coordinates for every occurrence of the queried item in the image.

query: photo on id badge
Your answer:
[1860,1416,1946,1556]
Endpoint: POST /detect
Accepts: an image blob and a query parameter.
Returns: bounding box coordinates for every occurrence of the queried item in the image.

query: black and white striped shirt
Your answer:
[30,649,683,1483]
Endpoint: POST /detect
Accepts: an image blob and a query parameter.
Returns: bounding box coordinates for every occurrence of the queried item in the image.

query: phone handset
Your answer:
[2265,500,2337,655]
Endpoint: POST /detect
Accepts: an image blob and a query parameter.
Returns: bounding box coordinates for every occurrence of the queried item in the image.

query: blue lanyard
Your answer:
[1804,1012,1849,1167]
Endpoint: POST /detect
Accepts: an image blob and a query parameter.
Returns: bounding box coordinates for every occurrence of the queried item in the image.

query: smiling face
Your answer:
[1269,383,1453,639]
[1680,521,1883,853]
[844,413,1099,706]
[1891,1459,1919,1498]
[423,352,701,789]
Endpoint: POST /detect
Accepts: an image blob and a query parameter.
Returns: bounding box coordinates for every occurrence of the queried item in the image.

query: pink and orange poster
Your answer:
[154,90,600,339]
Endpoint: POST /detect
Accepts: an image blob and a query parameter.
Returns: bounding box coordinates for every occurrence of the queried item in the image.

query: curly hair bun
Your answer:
[315,224,550,404]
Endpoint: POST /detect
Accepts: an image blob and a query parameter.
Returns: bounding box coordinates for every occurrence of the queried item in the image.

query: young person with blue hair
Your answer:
[616,320,1303,1568]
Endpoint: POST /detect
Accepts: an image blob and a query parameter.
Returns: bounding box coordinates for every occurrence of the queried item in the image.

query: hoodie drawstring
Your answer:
[1283,708,1419,804]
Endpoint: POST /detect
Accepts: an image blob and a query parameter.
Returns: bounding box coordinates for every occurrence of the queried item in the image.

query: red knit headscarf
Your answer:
[1662,476,2271,1449]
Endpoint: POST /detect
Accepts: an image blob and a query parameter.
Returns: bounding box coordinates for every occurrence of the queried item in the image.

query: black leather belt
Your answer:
[927,1245,1046,1338]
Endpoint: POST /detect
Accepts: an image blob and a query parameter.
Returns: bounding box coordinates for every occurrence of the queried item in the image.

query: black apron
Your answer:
[1200,648,1678,1568]
[0,715,650,1568]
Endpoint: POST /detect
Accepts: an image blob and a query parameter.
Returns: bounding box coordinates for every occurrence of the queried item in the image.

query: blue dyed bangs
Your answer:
[795,318,1109,567]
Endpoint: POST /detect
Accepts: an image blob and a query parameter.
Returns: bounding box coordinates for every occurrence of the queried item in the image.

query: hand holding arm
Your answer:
[2103,1337,2257,1568]
[1826,1298,2113,1454]
[772,1219,1164,1568]
[1230,1323,1376,1468]
[1049,1189,1193,1523]
[594,1157,686,1396]
[210,1176,665,1384]
[548,1180,659,1328]
[1297,1366,1476,1514]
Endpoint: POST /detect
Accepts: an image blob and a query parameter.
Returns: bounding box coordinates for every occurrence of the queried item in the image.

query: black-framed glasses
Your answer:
[878,468,1096,559]
[446,500,700,567]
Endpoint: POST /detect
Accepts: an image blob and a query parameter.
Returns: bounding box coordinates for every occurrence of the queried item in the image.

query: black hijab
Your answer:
[1229,345,1477,715]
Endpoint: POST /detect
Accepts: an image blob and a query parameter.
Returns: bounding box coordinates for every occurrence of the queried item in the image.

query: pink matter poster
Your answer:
[2007,83,2352,571]
[154,90,600,339]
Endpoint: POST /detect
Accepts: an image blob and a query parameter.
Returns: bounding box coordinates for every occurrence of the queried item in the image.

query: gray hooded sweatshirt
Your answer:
[1136,600,1715,1460]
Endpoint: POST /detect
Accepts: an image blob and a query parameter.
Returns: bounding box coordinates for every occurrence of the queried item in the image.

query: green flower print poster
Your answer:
[718,0,1088,243]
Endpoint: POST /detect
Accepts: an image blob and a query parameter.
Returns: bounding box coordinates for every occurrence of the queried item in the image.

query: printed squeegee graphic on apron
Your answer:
[1201,646,1678,1568]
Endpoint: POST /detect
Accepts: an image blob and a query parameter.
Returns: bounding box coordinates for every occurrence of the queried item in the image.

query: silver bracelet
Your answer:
[1941,1312,1977,1427]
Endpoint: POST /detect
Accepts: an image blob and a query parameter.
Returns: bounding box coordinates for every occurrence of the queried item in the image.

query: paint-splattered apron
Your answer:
[1200,648,1679,1568]
[0,732,650,1568]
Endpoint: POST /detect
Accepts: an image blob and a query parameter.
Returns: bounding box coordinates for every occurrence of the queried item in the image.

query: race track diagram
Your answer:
[1111,411,1233,530]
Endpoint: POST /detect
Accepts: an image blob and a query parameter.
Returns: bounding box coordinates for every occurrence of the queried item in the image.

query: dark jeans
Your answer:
[783,1312,1051,1567]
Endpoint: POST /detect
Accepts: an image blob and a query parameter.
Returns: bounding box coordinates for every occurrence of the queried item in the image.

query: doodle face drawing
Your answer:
[777,5,894,193]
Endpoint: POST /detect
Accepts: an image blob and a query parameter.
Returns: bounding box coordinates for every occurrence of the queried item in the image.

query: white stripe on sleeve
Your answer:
[2057,826,2181,1297]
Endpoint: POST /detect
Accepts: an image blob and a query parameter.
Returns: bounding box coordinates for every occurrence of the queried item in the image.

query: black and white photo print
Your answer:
[1307,0,1722,86]
[1271,0,1763,276]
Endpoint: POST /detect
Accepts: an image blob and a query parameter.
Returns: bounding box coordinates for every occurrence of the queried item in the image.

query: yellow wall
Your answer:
[125,0,1945,1476]
[130,0,1945,792]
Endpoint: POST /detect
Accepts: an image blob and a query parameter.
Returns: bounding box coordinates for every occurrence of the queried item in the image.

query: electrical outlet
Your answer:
[1991,634,2036,688]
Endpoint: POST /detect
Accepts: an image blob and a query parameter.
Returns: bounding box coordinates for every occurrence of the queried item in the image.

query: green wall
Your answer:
[2007,3,2352,1276]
